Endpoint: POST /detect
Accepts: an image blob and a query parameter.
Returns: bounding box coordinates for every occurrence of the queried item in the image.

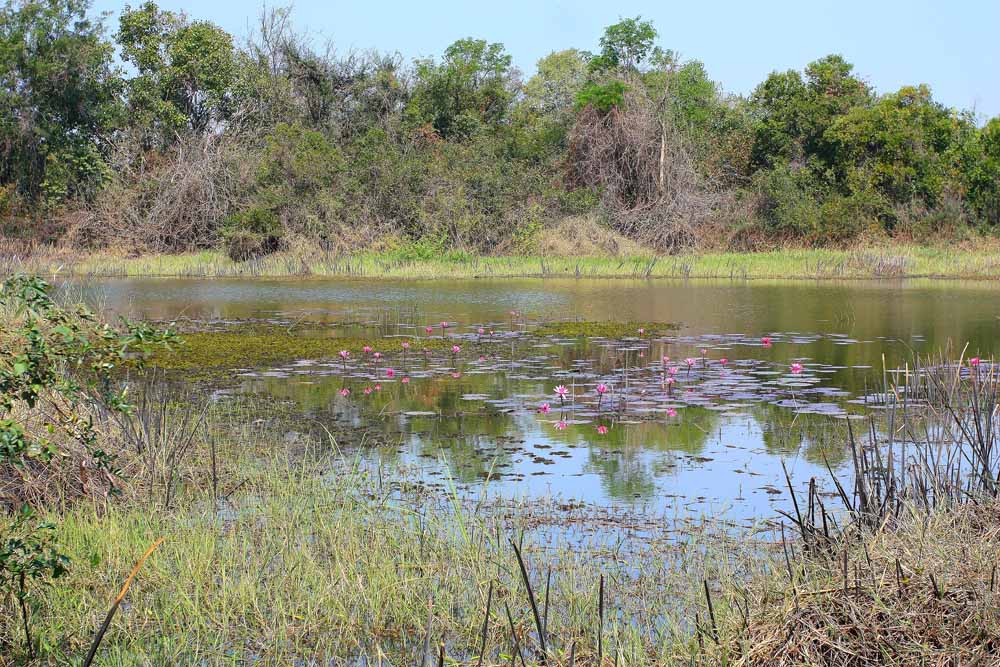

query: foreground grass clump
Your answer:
[740,502,1000,665]
[8,245,1000,280]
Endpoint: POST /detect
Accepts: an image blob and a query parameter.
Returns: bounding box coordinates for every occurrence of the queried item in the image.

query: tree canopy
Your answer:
[2,1,998,251]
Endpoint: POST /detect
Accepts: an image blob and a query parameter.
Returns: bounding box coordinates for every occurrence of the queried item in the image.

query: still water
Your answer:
[82,277,1000,524]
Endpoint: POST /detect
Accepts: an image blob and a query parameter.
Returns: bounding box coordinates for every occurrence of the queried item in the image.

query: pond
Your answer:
[79,277,1000,526]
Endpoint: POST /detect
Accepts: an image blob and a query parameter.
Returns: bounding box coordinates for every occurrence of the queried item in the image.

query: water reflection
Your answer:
[77,276,1000,520]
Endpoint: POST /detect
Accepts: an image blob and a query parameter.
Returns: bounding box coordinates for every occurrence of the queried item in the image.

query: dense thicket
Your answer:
[2,1,998,256]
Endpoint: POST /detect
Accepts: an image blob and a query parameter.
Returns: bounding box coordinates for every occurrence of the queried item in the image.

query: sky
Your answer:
[92,0,1000,119]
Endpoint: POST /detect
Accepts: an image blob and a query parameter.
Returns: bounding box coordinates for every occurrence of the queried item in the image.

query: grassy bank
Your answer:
[6,245,1000,280]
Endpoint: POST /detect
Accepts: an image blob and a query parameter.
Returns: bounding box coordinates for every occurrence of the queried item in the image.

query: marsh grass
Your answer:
[4,396,777,666]
[8,245,1000,280]
[744,355,1000,666]
[5,353,1000,666]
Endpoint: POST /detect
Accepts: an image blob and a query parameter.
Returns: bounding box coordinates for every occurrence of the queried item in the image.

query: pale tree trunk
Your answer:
[658,120,667,200]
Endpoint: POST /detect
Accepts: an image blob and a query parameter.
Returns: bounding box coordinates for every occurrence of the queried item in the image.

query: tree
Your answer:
[962,116,1000,226]
[590,16,657,73]
[826,84,966,208]
[407,38,517,139]
[523,49,588,119]
[116,1,236,144]
[750,55,870,170]
[0,0,120,207]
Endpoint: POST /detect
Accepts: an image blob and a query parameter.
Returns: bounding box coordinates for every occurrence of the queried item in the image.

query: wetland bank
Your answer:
[3,274,1000,666]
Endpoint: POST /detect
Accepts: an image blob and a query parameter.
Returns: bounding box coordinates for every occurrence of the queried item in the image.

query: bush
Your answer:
[0,275,173,657]
[222,207,283,261]
[750,165,822,240]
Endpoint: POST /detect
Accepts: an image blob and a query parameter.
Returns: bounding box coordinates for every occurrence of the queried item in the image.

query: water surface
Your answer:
[81,277,1000,523]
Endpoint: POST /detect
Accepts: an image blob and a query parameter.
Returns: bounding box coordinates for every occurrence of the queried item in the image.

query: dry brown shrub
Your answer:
[65,132,256,253]
[566,86,733,252]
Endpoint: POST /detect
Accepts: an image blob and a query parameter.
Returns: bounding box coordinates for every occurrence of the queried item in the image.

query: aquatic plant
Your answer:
[554,385,568,407]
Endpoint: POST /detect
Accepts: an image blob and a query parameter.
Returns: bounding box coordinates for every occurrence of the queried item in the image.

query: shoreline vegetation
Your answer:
[6,244,1000,281]
[4,5,1000,269]
[3,275,1000,665]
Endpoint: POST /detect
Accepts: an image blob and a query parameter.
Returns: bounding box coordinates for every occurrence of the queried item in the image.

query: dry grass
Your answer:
[740,502,1000,666]
[535,216,651,257]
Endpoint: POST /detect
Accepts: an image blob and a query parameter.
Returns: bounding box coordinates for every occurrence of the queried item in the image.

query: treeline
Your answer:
[2,1,999,257]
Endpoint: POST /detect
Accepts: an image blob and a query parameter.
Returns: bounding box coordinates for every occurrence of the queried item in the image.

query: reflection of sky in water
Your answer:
[76,276,1000,520]
[243,344,852,523]
[382,409,838,524]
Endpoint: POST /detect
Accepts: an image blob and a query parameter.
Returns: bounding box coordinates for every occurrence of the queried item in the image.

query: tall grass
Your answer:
[7,245,1000,280]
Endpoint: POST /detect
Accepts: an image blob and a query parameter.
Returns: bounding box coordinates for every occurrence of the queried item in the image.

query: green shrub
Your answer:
[753,164,824,238]
[221,208,283,261]
[0,275,174,658]
[575,80,627,113]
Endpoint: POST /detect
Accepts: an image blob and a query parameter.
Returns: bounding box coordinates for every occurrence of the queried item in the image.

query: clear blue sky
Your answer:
[92,0,1000,118]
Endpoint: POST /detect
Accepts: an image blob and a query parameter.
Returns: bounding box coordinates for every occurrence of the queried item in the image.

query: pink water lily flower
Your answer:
[401,341,410,350]
[440,321,449,329]
[425,326,433,334]
[596,383,608,394]
[970,357,981,367]
[668,366,678,376]
[451,372,461,378]
[385,368,395,378]
[339,350,350,360]
[555,420,567,430]
[638,327,645,335]
[596,425,608,435]
[662,355,670,364]
[478,327,485,335]
[719,358,728,365]
[554,385,569,397]
[665,377,675,387]
[761,336,772,347]
[667,408,677,417]
[539,402,551,414]
[363,386,373,395]
[401,377,410,384]
[451,345,461,354]
[339,387,350,397]
[686,358,696,367]
[701,348,708,356]
[790,362,804,374]
[373,352,382,360]
[374,384,382,391]
[363,345,372,354]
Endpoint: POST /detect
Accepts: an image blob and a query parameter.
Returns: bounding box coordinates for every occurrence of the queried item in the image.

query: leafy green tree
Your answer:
[751,55,869,169]
[663,60,720,134]
[0,0,120,206]
[407,38,516,139]
[749,69,811,167]
[963,117,1000,226]
[590,16,658,73]
[826,84,967,208]
[116,1,236,144]
[523,49,588,119]
[575,80,627,113]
